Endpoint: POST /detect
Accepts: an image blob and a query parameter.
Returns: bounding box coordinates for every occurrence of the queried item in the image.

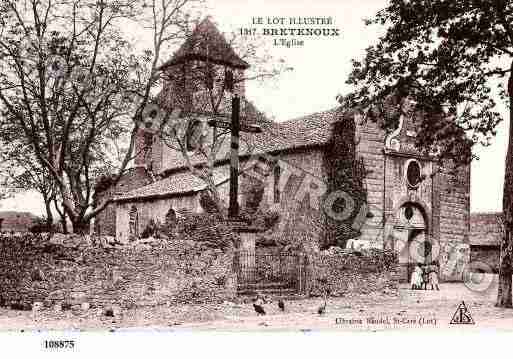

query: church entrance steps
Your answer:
[236,282,298,296]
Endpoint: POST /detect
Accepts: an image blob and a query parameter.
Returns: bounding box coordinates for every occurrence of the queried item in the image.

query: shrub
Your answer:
[244,181,265,215]
[240,209,280,230]
[140,219,160,239]
[29,217,59,234]
[158,207,178,238]
[175,213,236,251]
[199,191,220,214]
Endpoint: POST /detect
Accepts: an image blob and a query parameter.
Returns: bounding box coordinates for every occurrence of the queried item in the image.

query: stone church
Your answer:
[94,18,471,283]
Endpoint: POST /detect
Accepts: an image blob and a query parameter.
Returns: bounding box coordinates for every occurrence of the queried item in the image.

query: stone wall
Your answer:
[355,113,387,244]
[470,246,500,273]
[0,234,236,308]
[94,167,153,236]
[116,193,200,242]
[308,247,399,297]
[434,164,471,281]
[256,148,327,253]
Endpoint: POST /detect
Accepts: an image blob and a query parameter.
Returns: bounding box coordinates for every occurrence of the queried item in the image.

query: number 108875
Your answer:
[43,340,75,350]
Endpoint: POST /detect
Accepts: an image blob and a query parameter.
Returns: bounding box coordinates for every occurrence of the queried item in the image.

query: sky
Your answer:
[0,0,509,215]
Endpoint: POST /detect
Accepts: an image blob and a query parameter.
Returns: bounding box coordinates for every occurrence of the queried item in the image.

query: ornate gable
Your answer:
[384,98,424,156]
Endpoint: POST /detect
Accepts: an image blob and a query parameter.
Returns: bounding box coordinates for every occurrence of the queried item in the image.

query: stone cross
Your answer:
[207,95,261,218]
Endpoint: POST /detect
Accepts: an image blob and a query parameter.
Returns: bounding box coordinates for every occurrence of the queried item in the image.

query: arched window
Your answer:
[165,206,177,230]
[129,206,139,237]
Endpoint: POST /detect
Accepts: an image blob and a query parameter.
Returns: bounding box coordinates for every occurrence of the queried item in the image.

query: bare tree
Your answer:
[0,0,201,233]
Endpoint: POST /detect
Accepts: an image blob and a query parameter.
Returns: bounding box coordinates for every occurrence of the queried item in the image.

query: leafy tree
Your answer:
[0,0,201,233]
[339,0,513,307]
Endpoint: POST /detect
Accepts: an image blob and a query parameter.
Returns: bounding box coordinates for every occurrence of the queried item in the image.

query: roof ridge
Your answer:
[279,107,341,124]
[160,17,249,70]
[470,211,503,216]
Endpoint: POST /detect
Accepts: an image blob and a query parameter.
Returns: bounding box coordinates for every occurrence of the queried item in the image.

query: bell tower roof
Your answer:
[160,17,250,70]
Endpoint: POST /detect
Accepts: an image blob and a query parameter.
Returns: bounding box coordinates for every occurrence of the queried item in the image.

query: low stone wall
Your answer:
[308,247,399,297]
[0,234,236,309]
[470,246,500,273]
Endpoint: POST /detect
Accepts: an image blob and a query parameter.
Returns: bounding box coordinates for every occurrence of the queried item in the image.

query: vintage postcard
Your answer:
[0,0,512,353]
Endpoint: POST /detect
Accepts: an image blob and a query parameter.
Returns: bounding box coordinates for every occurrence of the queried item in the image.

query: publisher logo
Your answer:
[450,301,475,325]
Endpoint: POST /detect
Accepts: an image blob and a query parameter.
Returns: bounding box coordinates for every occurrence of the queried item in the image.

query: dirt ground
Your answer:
[1,275,512,331]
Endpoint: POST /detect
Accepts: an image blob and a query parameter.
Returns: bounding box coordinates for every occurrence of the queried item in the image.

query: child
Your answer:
[421,265,430,290]
[428,264,440,290]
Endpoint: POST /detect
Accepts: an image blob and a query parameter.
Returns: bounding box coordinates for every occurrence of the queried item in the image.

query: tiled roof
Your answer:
[270,108,343,151]
[159,106,343,174]
[160,17,249,70]
[117,107,344,201]
[470,212,503,246]
[115,166,229,201]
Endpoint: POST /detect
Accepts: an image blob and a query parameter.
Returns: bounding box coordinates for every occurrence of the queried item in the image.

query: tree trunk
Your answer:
[497,61,513,308]
[60,213,68,234]
[43,195,53,232]
[72,219,90,235]
[53,199,68,234]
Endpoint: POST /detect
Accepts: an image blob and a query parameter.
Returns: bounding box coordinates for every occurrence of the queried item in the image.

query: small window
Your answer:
[143,132,154,148]
[205,63,214,90]
[129,206,139,237]
[273,164,281,203]
[225,69,234,92]
[181,64,187,90]
[185,119,203,152]
[406,160,422,188]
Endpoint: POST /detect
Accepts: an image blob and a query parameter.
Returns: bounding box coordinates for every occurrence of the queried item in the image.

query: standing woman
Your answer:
[429,263,440,291]
[410,264,422,290]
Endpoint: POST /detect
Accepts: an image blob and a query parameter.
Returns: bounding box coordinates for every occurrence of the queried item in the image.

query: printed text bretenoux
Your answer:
[263,28,340,36]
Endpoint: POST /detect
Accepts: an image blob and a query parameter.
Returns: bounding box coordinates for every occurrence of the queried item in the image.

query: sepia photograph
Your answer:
[0,0,512,355]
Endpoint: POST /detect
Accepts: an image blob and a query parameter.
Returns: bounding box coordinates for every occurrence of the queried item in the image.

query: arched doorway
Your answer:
[392,202,432,282]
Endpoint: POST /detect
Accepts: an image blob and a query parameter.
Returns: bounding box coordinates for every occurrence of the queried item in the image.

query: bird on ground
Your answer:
[253,303,266,315]
[278,299,285,312]
[317,300,326,315]
[318,290,328,315]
